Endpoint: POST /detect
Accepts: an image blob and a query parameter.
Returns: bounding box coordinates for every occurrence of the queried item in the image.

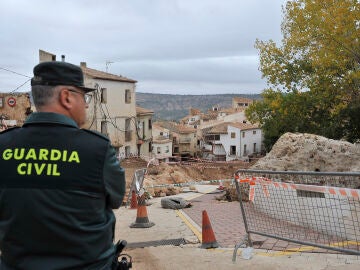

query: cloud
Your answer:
[0,0,285,94]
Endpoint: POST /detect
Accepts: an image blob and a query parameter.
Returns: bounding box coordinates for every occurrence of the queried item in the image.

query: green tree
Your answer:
[248,0,360,150]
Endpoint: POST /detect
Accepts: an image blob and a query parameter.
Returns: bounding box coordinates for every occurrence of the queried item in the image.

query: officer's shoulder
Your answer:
[81,129,110,141]
[0,126,20,135]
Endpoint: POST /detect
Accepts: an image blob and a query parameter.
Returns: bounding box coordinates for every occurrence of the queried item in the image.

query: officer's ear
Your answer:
[58,88,73,110]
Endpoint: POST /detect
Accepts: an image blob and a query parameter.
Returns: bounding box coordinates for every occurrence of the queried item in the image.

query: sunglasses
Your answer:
[67,89,92,104]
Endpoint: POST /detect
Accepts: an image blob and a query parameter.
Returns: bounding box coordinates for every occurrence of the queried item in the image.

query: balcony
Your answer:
[179,138,191,144]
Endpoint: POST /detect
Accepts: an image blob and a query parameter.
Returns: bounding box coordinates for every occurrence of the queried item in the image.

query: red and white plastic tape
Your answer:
[235,175,360,202]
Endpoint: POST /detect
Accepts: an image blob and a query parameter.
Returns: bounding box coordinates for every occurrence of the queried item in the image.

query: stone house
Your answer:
[0,93,32,131]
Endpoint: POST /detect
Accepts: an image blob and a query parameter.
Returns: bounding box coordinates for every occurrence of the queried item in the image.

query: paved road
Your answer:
[114,185,360,269]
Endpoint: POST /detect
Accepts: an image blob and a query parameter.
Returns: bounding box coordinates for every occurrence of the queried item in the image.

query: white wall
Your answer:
[221,126,262,161]
[152,141,173,160]
[251,184,359,240]
[238,128,262,157]
[152,125,170,138]
[84,78,137,156]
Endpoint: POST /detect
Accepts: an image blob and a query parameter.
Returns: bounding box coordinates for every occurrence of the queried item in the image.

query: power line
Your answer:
[9,78,31,93]
[0,67,31,78]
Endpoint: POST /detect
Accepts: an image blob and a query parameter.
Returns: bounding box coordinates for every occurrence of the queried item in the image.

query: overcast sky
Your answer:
[0,0,286,95]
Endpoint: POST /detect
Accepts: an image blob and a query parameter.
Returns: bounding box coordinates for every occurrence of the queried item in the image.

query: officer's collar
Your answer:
[24,112,79,128]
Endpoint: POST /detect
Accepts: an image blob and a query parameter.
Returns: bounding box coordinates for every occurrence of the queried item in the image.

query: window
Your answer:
[231,132,235,138]
[242,132,245,138]
[149,142,152,153]
[148,119,152,129]
[243,144,247,155]
[230,145,236,155]
[214,135,220,140]
[165,146,169,153]
[101,121,107,135]
[101,88,107,103]
[125,118,131,141]
[253,130,256,135]
[141,121,145,138]
[253,143,257,153]
[125,89,131,103]
[157,147,161,154]
[160,132,163,136]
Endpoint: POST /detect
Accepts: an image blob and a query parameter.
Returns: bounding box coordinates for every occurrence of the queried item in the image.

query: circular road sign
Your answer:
[7,97,16,107]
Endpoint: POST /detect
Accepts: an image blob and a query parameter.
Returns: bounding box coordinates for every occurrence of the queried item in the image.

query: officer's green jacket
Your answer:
[0,112,126,270]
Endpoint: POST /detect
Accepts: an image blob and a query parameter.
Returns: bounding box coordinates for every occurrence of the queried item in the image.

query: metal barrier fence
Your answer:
[233,169,360,259]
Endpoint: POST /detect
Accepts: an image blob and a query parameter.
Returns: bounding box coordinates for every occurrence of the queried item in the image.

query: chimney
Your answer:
[80,62,87,68]
[61,55,65,62]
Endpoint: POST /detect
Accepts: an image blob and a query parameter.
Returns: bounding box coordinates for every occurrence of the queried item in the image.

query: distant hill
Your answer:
[136,93,262,121]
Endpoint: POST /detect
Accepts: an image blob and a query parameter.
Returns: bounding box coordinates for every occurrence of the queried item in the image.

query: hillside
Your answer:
[136,92,261,120]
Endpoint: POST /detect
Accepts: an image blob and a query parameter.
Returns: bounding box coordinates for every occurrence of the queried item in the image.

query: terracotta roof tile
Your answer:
[229,122,259,130]
[81,66,137,83]
[205,121,259,134]
[233,97,253,103]
[136,106,154,115]
[207,122,229,134]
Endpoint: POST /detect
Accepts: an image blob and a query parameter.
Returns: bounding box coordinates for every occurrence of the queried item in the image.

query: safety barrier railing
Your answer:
[233,169,360,260]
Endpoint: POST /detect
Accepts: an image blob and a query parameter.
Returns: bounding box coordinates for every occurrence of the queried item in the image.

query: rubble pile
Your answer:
[251,132,360,172]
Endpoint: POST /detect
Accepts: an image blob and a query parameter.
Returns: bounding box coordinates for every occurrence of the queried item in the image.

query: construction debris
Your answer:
[251,132,360,172]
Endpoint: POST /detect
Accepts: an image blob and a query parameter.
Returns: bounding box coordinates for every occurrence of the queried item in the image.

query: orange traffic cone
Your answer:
[130,190,138,209]
[201,210,219,248]
[130,195,155,228]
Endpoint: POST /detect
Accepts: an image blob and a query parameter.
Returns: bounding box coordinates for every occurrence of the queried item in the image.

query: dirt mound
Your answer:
[121,158,251,198]
[144,161,249,186]
[251,132,360,172]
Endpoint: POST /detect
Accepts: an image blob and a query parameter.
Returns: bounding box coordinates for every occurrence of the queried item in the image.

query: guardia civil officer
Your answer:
[0,61,126,270]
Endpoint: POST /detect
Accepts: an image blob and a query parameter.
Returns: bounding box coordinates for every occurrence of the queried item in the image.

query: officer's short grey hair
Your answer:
[32,85,61,108]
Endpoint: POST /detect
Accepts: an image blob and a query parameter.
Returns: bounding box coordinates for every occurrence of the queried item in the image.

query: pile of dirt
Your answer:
[251,132,360,172]
[143,161,251,187]
[121,158,251,199]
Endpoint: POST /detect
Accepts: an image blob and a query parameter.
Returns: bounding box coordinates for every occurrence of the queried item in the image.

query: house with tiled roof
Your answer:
[152,123,172,162]
[79,62,139,158]
[201,121,262,161]
[155,121,197,159]
[38,50,149,159]
[180,108,202,127]
[232,97,253,109]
